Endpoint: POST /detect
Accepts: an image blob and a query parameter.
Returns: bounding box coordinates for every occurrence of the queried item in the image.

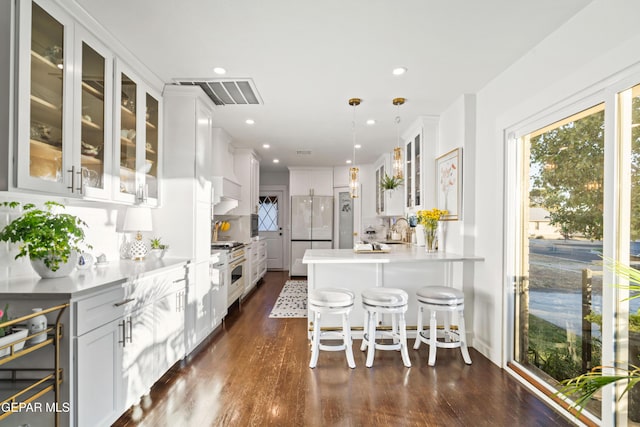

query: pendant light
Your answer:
[392,97,405,180]
[348,98,361,198]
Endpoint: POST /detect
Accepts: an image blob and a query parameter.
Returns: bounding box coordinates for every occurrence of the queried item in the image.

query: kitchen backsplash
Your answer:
[0,194,137,280]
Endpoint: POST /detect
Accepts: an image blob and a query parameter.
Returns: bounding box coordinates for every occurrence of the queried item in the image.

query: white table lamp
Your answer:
[123,207,153,260]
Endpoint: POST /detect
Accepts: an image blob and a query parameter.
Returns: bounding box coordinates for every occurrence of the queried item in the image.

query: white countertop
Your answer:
[302,246,484,264]
[0,257,190,298]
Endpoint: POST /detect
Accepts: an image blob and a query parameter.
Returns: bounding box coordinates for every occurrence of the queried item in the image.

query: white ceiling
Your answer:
[74,0,591,172]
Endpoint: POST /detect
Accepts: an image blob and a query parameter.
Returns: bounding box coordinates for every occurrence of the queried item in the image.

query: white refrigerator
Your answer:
[290,196,333,276]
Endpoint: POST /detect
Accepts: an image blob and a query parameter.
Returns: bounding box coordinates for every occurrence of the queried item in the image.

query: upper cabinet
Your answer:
[113,62,161,206]
[404,126,422,209]
[374,152,404,217]
[233,148,260,215]
[16,1,76,194]
[289,167,333,196]
[13,0,161,204]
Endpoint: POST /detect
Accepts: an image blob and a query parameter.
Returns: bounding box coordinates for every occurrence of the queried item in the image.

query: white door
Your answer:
[259,189,285,270]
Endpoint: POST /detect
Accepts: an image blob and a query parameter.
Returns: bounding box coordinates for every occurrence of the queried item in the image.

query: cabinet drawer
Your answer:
[75,286,131,336]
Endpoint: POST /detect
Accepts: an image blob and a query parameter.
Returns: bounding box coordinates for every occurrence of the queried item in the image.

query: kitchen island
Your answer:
[303,246,483,338]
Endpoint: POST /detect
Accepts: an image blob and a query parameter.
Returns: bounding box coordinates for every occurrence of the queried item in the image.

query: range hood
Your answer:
[212,176,242,214]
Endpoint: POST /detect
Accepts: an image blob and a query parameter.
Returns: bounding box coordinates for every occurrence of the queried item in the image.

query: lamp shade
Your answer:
[123,207,153,232]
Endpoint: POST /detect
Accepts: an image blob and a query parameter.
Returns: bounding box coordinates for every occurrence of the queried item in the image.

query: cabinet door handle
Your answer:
[127,317,133,343]
[76,168,83,193]
[113,298,135,307]
[118,320,126,347]
[67,166,75,192]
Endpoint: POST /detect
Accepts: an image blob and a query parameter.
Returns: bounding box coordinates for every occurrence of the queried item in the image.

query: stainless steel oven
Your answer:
[227,245,246,307]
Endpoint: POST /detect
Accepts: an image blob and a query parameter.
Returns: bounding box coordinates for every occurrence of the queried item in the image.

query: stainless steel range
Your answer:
[211,242,246,307]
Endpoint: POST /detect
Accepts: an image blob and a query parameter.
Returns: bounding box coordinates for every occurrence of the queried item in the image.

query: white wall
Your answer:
[463,0,640,366]
[260,170,289,186]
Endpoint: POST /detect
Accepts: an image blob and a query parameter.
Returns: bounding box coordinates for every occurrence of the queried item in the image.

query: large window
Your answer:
[514,105,605,418]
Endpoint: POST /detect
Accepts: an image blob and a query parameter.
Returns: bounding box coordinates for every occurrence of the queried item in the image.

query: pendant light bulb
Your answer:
[348,98,361,198]
[392,97,405,180]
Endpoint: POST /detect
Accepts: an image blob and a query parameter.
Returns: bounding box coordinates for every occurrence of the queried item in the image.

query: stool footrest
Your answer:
[319,343,348,352]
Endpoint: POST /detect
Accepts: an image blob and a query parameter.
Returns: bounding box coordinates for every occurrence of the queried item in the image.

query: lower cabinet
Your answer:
[75,263,188,427]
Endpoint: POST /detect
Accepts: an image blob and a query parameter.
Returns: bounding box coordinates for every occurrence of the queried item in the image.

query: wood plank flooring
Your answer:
[113,271,574,427]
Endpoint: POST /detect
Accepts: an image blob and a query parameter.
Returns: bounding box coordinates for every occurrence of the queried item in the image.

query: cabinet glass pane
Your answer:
[30,3,64,182]
[119,73,136,195]
[80,43,105,189]
[145,93,159,200]
[379,164,385,212]
[414,134,421,206]
[406,141,412,207]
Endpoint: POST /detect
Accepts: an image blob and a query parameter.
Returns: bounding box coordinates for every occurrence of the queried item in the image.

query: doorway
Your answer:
[334,186,361,249]
[259,187,286,270]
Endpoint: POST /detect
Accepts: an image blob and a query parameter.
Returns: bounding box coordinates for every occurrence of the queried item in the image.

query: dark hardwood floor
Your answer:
[113,271,574,427]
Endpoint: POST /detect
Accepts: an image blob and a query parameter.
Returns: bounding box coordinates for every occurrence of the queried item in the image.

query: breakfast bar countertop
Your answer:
[303,246,484,264]
[0,257,190,298]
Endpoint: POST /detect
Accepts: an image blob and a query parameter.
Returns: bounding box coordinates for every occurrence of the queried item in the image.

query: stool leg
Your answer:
[444,309,451,343]
[458,309,472,365]
[428,309,438,366]
[360,311,369,352]
[342,312,356,369]
[365,311,377,368]
[413,305,423,350]
[309,311,321,368]
[398,312,411,368]
[391,312,399,345]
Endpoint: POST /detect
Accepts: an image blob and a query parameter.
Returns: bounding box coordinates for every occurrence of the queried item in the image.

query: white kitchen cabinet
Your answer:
[186,262,210,352]
[404,126,423,209]
[289,167,333,196]
[113,61,162,206]
[258,239,267,279]
[156,85,214,264]
[233,148,260,214]
[76,317,122,427]
[374,152,404,216]
[153,272,187,377]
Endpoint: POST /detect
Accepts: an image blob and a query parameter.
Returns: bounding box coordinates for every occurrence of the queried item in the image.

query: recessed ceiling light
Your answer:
[355,144,361,149]
[245,119,255,125]
[273,159,279,163]
[213,67,226,75]
[392,67,407,76]
[366,119,376,125]
[346,160,352,164]
[263,144,270,149]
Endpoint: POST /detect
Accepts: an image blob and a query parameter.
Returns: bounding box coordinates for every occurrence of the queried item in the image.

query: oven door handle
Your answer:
[230,258,246,269]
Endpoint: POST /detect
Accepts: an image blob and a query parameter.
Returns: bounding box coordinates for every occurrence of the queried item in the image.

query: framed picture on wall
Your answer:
[436,147,462,220]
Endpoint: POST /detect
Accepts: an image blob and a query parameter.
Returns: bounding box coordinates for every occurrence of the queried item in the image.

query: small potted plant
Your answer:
[149,237,169,259]
[0,304,28,357]
[0,201,91,278]
[381,173,404,191]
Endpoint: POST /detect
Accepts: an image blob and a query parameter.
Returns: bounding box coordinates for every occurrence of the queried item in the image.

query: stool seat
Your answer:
[360,288,411,368]
[414,286,471,366]
[362,288,408,307]
[309,288,355,308]
[309,287,356,369]
[416,286,464,305]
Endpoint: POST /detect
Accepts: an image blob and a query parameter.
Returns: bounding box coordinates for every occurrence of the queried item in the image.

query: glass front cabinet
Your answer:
[404,128,423,209]
[114,62,161,206]
[15,0,160,205]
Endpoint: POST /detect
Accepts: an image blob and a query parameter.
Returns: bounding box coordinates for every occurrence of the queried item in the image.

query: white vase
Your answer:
[27,308,47,345]
[30,251,78,279]
[0,328,28,357]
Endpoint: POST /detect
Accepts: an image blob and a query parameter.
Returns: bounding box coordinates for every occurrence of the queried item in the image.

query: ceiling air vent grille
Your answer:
[175,79,262,106]
[296,150,312,155]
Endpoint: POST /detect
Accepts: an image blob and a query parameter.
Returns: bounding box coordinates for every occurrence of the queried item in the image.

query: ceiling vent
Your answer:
[174,78,262,106]
[296,150,312,155]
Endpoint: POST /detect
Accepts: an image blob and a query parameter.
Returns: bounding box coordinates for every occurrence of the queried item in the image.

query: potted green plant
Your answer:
[149,236,168,259]
[0,201,91,278]
[381,173,403,191]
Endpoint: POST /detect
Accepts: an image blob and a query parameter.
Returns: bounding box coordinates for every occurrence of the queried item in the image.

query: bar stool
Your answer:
[413,286,472,366]
[360,288,411,368]
[308,288,356,369]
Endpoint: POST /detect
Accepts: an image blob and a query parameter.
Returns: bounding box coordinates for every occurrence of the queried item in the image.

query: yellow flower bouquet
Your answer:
[416,208,448,252]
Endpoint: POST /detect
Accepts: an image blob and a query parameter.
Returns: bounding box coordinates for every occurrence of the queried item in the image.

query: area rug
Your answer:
[269,280,308,318]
